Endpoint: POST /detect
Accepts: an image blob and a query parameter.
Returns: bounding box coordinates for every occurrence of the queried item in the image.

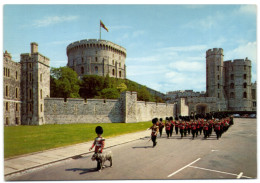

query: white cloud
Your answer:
[237,5,257,15]
[225,41,257,63]
[160,45,207,52]
[33,15,79,27]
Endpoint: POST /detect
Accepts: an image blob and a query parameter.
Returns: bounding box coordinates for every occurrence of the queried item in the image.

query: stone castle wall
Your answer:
[44,91,175,124]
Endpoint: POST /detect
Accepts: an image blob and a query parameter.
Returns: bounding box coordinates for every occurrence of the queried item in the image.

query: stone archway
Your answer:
[195,103,209,115]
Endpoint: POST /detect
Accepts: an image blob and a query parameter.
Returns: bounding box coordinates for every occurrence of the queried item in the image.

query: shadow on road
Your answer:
[66,168,97,175]
[132,146,153,149]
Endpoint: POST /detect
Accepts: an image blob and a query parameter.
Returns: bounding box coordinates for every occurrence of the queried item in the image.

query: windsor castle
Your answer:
[3,40,257,125]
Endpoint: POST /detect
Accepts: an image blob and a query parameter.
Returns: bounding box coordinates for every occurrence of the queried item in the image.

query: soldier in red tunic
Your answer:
[158,118,164,137]
[89,126,105,170]
[191,121,197,139]
[203,121,209,139]
[179,121,185,138]
[169,117,174,137]
[149,118,159,147]
[165,117,171,139]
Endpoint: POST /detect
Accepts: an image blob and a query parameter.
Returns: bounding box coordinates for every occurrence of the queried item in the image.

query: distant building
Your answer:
[166,48,257,116]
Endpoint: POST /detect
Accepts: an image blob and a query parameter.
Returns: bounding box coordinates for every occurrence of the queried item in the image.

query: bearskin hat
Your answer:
[152,118,157,124]
[169,116,173,120]
[160,118,163,121]
[95,126,103,134]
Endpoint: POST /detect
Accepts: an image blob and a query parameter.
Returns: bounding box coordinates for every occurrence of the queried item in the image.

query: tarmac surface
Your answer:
[4,118,257,181]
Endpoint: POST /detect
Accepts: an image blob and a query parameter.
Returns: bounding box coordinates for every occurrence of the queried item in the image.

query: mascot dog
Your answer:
[91,151,112,171]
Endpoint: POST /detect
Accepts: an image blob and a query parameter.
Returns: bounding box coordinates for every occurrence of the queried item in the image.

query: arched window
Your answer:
[230,92,235,98]
[119,71,122,78]
[218,83,220,89]
[230,83,234,89]
[95,66,98,74]
[243,92,247,98]
[230,74,234,80]
[243,83,247,88]
[244,74,247,80]
[81,67,84,74]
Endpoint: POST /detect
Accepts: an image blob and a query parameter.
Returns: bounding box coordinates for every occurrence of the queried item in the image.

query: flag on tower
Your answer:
[100,20,109,32]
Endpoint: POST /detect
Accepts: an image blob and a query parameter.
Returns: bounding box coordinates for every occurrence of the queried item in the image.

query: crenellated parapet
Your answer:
[206,48,224,58]
[67,39,127,57]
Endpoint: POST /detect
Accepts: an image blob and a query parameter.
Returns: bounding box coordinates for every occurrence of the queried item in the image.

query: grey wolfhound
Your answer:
[91,151,112,171]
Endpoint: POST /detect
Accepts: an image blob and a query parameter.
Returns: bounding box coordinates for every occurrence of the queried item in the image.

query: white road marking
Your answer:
[237,172,243,179]
[167,158,201,178]
[189,166,252,179]
[211,150,219,152]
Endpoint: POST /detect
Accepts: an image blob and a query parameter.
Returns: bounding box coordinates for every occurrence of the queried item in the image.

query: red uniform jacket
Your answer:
[91,137,105,153]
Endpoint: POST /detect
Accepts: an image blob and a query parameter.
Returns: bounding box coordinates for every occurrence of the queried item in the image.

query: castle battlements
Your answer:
[206,48,224,57]
[67,39,127,57]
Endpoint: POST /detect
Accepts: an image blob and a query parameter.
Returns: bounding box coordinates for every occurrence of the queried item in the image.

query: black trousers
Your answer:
[166,130,170,138]
[192,129,196,139]
[175,127,178,135]
[159,128,163,137]
[203,129,209,138]
[151,135,157,146]
[180,129,184,138]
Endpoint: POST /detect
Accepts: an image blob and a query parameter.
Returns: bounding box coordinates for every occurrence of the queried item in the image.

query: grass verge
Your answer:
[4,122,152,159]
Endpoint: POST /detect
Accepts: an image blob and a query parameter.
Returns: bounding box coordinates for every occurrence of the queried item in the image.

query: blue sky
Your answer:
[3,4,257,94]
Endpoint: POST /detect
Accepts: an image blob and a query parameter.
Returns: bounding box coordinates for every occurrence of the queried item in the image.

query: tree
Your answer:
[137,86,152,101]
[100,88,120,99]
[50,67,80,98]
[79,75,104,99]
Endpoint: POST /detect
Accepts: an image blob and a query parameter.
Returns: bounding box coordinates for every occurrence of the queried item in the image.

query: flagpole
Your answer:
[99,20,101,40]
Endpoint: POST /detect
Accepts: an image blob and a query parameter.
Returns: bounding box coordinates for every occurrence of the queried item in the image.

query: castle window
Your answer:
[253,102,256,107]
[230,74,234,80]
[40,73,42,82]
[244,65,246,70]
[5,85,9,97]
[40,104,43,112]
[29,72,32,82]
[230,83,234,89]
[218,93,220,98]
[230,92,235,98]
[217,66,219,71]
[95,57,98,62]
[244,74,247,80]
[40,89,43,99]
[4,67,6,76]
[112,69,115,76]
[218,83,220,89]
[29,88,32,99]
[16,71,18,80]
[16,103,19,112]
[95,66,98,74]
[217,75,219,80]
[82,57,84,63]
[6,117,9,125]
[15,88,19,98]
[243,92,247,98]
[112,60,114,65]
[119,71,122,77]
[81,67,84,74]
[6,102,9,111]
[15,118,19,125]
[243,83,247,88]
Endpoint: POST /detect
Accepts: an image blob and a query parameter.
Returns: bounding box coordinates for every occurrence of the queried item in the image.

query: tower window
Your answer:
[230,92,235,98]
[40,89,43,99]
[6,102,9,111]
[119,71,122,77]
[244,74,247,80]
[95,66,98,74]
[81,67,84,74]
[217,66,220,71]
[5,85,9,97]
[230,74,234,80]
[218,83,220,89]
[243,92,247,98]
[243,83,247,88]
[244,65,246,70]
[16,71,18,80]
[112,69,115,76]
[230,83,234,89]
[16,103,19,112]
[217,75,220,80]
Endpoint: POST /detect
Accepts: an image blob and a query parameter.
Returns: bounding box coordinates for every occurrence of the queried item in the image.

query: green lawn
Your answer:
[4,122,152,159]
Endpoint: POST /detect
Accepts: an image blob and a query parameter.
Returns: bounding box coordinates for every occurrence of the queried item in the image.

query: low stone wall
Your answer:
[43,91,175,124]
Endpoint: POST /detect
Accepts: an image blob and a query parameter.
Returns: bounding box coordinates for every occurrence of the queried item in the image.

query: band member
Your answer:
[174,119,179,135]
[191,121,197,139]
[203,121,209,139]
[169,117,174,137]
[214,121,221,140]
[89,126,105,171]
[187,121,191,135]
[179,121,185,138]
[165,117,171,138]
[158,118,164,137]
[196,120,201,137]
[149,118,159,147]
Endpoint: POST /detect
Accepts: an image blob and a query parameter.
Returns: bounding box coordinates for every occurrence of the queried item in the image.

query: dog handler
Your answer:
[89,126,105,170]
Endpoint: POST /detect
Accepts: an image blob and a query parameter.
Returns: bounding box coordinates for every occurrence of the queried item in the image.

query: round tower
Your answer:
[206,48,225,99]
[66,39,127,79]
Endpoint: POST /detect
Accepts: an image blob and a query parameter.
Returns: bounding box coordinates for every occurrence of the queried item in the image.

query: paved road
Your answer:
[8,118,257,180]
